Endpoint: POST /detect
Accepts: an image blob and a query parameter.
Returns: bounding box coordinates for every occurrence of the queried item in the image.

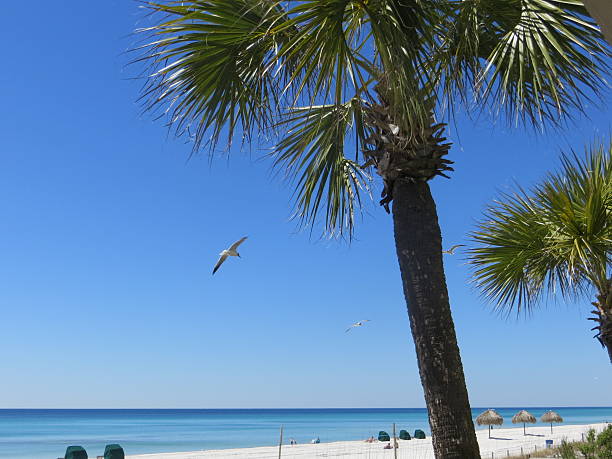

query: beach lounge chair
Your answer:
[378,431,390,442]
[104,444,124,459]
[413,429,426,439]
[64,446,88,459]
[399,429,411,440]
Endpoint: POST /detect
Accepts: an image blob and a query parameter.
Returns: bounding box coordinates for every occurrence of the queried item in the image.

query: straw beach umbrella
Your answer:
[541,411,563,434]
[476,409,504,438]
[512,410,536,435]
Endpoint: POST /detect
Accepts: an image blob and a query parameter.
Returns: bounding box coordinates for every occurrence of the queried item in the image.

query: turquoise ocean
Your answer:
[2,408,611,459]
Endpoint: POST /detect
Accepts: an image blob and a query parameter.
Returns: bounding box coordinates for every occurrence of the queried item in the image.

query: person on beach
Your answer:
[384,442,392,449]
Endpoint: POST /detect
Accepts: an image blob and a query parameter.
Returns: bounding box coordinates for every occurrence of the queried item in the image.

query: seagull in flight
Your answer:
[442,244,465,255]
[212,236,248,274]
[346,320,371,333]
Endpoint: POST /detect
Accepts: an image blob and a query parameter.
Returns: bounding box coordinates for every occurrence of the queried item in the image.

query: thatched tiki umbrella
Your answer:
[512,410,536,435]
[541,411,563,434]
[476,409,504,438]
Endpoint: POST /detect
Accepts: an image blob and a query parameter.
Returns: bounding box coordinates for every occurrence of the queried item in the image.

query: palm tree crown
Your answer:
[135,0,609,237]
[468,141,612,360]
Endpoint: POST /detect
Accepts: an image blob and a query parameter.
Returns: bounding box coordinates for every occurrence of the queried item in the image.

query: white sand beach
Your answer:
[127,422,609,459]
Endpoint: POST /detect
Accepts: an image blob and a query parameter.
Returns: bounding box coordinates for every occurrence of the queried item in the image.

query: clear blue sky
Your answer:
[1,1,611,409]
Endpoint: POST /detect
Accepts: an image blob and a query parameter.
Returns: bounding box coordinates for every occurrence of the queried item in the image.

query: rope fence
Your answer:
[144,422,610,459]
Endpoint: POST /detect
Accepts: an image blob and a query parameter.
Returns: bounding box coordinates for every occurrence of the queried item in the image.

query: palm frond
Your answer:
[272,102,372,238]
[468,140,612,314]
[441,0,610,125]
[135,0,294,150]
[275,0,370,107]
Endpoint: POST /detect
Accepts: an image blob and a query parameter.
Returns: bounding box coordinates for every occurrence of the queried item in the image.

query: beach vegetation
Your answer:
[577,428,598,458]
[560,439,580,459]
[134,1,610,457]
[508,425,612,458]
[595,424,612,457]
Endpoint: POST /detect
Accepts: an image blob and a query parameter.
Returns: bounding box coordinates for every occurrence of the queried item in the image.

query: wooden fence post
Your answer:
[392,423,397,459]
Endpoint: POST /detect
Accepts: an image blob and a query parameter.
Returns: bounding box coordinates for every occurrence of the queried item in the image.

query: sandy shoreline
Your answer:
[127,422,609,458]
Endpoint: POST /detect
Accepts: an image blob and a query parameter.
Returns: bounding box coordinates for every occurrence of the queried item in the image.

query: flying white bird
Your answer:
[212,236,248,274]
[442,244,465,255]
[345,320,371,333]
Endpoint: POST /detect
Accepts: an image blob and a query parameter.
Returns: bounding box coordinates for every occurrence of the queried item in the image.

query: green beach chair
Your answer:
[378,431,390,442]
[413,429,426,439]
[399,429,411,440]
[104,444,125,459]
[64,445,88,459]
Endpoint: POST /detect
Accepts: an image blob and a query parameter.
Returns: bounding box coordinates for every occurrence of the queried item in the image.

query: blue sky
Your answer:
[0,2,611,409]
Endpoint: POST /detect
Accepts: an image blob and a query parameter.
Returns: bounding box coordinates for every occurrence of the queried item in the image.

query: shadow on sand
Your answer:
[489,437,512,441]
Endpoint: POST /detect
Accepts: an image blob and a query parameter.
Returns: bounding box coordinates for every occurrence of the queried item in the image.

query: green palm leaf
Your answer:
[469,140,612,314]
[272,101,371,237]
[136,0,294,149]
[442,0,610,124]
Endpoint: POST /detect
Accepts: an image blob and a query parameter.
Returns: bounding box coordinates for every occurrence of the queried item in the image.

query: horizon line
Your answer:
[2,406,611,410]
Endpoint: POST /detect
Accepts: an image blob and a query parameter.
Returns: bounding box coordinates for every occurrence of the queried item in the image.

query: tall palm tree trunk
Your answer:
[392,178,480,458]
[592,279,612,363]
[601,321,612,363]
[598,308,612,364]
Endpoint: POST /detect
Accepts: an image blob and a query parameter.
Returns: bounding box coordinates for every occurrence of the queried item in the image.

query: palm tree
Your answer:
[468,141,612,362]
[134,1,609,456]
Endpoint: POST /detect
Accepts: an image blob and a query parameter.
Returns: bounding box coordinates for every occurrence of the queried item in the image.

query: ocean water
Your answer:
[1,408,611,459]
